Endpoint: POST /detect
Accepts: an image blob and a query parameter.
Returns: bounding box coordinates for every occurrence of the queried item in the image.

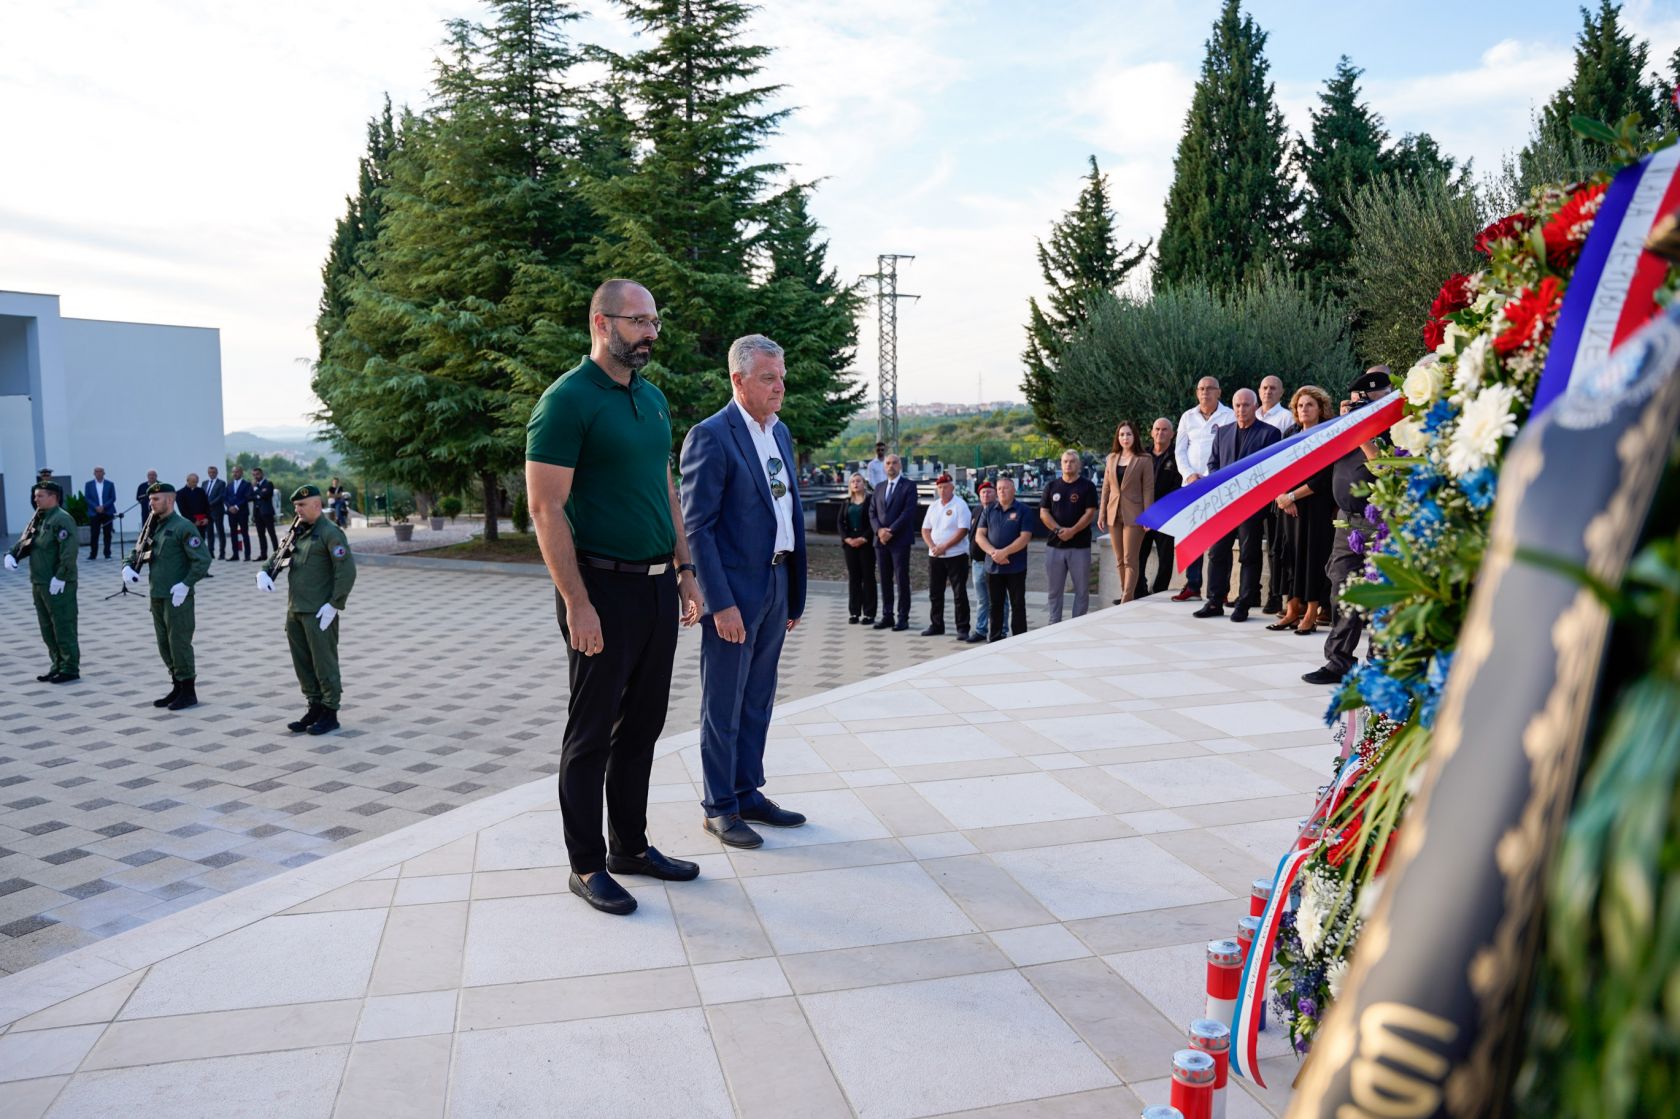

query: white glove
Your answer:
[316,603,337,631]
[49,577,65,595]
[170,582,189,607]
[122,565,141,585]
[256,571,276,593]
[3,554,15,571]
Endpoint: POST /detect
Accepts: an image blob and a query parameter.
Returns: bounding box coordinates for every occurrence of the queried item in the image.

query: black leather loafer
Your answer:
[1192,602,1224,618]
[1302,666,1344,686]
[740,799,807,828]
[606,846,700,881]
[1230,604,1250,623]
[568,871,637,915]
[704,814,764,849]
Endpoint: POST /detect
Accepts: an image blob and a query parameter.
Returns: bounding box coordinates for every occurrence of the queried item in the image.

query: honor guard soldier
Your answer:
[5,481,80,682]
[123,481,212,710]
[257,484,356,735]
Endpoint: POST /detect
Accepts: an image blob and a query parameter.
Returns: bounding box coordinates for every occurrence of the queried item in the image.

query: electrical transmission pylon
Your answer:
[861,254,918,451]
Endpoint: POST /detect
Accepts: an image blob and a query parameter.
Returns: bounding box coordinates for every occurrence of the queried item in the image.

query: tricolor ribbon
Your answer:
[1535,143,1680,416]
[1138,397,1405,571]
[1229,750,1366,1088]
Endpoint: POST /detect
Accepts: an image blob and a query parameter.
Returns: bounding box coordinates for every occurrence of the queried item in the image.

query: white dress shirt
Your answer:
[866,457,888,488]
[1258,402,1293,434]
[733,398,795,553]
[921,495,971,555]
[1175,403,1236,479]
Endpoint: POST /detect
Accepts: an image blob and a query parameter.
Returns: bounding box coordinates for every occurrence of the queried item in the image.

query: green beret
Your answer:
[33,481,63,499]
[147,482,176,495]
[291,484,322,500]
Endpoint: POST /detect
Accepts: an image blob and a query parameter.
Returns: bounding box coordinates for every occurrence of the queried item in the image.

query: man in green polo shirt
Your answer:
[5,481,80,682]
[123,482,212,710]
[526,278,705,917]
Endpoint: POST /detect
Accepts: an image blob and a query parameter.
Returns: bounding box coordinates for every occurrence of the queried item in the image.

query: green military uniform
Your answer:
[285,509,357,710]
[130,506,212,681]
[8,495,79,678]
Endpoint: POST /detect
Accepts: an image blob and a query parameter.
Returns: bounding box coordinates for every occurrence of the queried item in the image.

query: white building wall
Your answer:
[59,318,225,518]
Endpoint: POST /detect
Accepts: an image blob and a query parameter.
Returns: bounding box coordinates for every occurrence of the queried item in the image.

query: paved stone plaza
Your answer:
[0,558,1043,975]
[0,590,1332,1118]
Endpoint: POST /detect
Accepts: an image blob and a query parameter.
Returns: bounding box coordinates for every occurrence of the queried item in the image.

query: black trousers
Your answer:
[207,507,226,555]
[987,570,1028,641]
[1265,506,1288,606]
[555,566,677,875]
[1140,531,1174,596]
[1206,513,1265,607]
[877,540,913,624]
[1322,525,1367,673]
[228,508,251,557]
[87,513,113,558]
[928,554,970,633]
[254,516,279,557]
[843,542,877,618]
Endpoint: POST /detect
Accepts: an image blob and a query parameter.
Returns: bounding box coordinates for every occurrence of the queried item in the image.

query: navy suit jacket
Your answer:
[869,476,917,549]
[224,478,253,513]
[84,479,115,516]
[680,404,808,623]
[205,476,227,511]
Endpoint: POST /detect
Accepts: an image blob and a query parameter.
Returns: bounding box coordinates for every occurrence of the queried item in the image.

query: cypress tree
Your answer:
[1524,1,1659,173]
[1156,0,1295,291]
[1296,58,1388,300]
[316,97,399,360]
[1021,156,1147,442]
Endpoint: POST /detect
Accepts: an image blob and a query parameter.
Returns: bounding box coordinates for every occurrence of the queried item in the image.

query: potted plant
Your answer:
[391,501,414,542]
[438,495,464,524]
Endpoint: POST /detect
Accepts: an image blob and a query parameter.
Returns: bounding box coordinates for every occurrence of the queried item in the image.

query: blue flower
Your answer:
[1322,688,1347,726]
[1400,499,1445,545]
[1353,662,1414,722]
[1406,467,1442,501]
[1418,651,1454,729]
[1422,399,1458,435]
[1460,467,1497,512]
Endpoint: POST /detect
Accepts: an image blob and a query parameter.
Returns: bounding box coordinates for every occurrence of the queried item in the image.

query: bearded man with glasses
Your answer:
[680,333,811,851]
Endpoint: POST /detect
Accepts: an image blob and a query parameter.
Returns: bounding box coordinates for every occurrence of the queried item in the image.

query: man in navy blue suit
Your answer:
[84,466,117,559]
[681,334,811,850]
[1194,387,1282,623]
[870,451,916,631]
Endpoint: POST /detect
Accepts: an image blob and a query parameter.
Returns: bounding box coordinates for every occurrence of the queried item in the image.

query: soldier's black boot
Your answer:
[306,709,340,736]
[167,680,198,711]
[287,704,323,733]
[37,669,56,682]
[153,681,182,708]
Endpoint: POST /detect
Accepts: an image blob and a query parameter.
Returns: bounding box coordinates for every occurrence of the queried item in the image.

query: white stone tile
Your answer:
[12,970,146,1032]
[1153,638,1264,661]
[856,724,1015,768]
[691,959,791,1005]
[1199,737,1257,754]
[44,1046,347,1118]
[761,737,833,777]
[462,891,686,986]
[1226,663,1324,689]
[1175,699,1329,737]
[450,1008,731,1118]
[742,863,976,955]
[801,971,1116,1119]
[1210,818,1302,866]
[0,1074,66,1119]
[472,812,564,873]
[748,789,891,850]
[960,680,1094,710]
[825,690,949,720]
[992,838,1230,921]
[900,832,980,860]
[988,924,1091,967]
[1021,712,1183,750]
[1041,645,1154,669]
[0,1023,105,1082]
[1103,942,1295,1063]
[1105,670,1236,699]
[841,768,901,787]
[960,709,1011,725]
[1103,756,1298,808]
[913,773,1103,831]
[648,782,697,804]
[121,911,388,1019]
[355,991,458,1042]
[687,853,735,880]
[393,874,471,907]
[1117,810,1200,834]
[1030,753,1090,771]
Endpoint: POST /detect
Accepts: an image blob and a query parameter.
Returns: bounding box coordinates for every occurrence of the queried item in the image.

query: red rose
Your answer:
[1493,277,1564,356]
[1541,181,1608,270]
[1474,213,1534,256]
[1422,317,1446,349]
[1428,273,1472,321]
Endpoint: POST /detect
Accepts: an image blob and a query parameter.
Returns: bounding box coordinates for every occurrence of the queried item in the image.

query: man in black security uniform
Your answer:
[251,467,280,560]
[1194,387,1282,623]
[526,278,706,916]
[1303,367,1395,686]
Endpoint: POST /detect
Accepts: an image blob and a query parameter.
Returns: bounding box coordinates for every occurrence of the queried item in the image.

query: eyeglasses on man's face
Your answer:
[604,313,663,332]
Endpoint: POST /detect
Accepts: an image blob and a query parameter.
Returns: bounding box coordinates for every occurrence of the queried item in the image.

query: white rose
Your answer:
[1390,416,1429,454]
[1454,334,1491,398]
[1402,360,1445,407]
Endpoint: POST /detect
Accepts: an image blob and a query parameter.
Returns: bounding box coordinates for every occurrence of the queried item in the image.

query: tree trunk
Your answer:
[481,471,500,543]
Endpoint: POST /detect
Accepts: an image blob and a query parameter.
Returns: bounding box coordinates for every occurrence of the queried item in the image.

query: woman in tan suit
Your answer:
[1098,420,1156,603]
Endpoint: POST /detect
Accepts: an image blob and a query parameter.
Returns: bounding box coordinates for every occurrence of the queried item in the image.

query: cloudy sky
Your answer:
[6,0,1680,431]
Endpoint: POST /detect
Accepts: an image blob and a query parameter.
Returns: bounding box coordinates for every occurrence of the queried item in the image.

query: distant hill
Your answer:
[225,429,340,466]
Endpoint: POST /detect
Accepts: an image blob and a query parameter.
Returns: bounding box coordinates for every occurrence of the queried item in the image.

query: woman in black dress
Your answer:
[1269,385,1336,635]
[841,472,877,625]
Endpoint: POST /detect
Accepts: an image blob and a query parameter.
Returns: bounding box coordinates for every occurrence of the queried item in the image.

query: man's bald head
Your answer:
[589,279,651,320]
[1233,388,1258,406]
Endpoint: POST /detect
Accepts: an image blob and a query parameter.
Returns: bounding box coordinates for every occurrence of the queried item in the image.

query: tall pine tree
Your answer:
[316,97,399,360]
[1524,1,1659,174]
[1295,58,1387,300]
[1021,156,1147,442]
[1156,0,1295,291]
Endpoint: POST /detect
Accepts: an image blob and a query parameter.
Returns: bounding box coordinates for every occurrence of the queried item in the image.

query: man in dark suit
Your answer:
[135,470,159,507]
[176,473,210,536]
[1194,388,1282,622]
[204,466,228,559]
[681,334,810,851]
[869,452,916,631]
[251,467,279,560]
[84,466,117,560]
[225,466,253,561]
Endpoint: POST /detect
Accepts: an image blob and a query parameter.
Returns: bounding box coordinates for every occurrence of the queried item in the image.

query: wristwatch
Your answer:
[677,562,697,576]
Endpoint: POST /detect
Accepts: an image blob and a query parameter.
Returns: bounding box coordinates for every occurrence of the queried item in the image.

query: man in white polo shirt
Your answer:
[919,472,972,640]
[1173,375,1235,601]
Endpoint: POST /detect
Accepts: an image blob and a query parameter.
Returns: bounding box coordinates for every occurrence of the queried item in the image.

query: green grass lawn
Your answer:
[408,534,546,563]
